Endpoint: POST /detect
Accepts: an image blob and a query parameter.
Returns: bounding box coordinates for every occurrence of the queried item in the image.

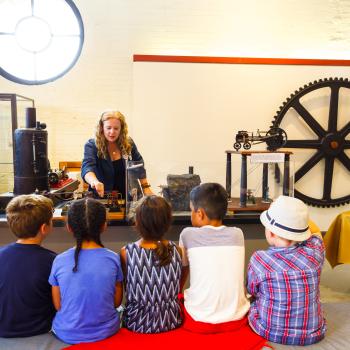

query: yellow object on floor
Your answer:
[324,211,350,268]
[309,219,322,238]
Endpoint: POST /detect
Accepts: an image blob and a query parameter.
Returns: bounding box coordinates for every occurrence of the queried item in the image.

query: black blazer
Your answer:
[81,138,146,195]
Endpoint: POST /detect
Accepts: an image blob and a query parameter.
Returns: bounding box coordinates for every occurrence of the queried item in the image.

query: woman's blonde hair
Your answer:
[95,110,132,159]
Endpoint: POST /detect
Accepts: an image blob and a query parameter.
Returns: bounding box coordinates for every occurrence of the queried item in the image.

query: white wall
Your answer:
[132,61,350,230]
[1,0,350,229]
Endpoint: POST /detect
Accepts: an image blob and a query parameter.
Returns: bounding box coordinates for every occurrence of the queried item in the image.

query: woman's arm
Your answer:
[84,171,105,197]
[81,140,105,197]
[139,178,154,196]
[129,139,154,195]
[52,286,61,311]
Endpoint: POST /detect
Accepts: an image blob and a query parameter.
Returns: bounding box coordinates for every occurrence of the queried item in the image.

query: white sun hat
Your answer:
[260,195,311,241]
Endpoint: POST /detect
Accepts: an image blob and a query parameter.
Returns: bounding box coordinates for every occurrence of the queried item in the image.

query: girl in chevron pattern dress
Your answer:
[121,196,182,333]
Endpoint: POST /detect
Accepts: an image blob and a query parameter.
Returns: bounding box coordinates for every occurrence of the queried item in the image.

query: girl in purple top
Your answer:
[49,198,123,344]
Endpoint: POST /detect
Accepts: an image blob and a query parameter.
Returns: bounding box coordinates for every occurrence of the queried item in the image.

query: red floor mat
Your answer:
[64,325,267,350]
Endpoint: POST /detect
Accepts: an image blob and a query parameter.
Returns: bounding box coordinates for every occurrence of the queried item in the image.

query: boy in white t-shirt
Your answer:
[179,183,250,333]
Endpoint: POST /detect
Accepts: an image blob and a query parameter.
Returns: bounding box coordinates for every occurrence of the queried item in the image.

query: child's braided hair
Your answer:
[67,198,106,272]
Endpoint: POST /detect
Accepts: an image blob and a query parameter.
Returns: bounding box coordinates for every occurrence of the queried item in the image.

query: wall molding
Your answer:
[133,55,350,66]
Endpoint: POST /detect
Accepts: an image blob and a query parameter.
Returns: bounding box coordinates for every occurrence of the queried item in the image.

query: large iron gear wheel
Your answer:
[271,77,350,207]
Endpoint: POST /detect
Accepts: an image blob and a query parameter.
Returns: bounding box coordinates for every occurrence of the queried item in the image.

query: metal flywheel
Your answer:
[271,77,350,207]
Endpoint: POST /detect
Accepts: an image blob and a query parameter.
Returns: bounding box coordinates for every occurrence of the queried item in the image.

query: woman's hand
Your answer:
[140,179,154,196]
[142,186,154,196]
[91,180,104,197]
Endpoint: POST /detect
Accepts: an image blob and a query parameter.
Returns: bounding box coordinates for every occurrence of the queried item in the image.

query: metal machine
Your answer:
[234,127,287,151]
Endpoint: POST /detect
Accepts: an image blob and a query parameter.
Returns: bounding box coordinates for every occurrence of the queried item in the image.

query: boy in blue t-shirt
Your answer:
[0,195,56,337]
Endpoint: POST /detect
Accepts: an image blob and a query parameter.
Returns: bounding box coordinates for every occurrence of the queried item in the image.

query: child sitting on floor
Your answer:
[179,182,250,333]
[0,194,56,337]
[49,198,123,344]
[121,195,182,333]
[247,195,326,345]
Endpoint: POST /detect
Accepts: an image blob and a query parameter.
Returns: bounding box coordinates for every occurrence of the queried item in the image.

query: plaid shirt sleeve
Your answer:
[305,235,325,255]
[247,254,260,297]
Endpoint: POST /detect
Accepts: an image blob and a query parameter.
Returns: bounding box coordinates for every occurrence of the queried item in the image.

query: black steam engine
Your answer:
[14,108,49,195]
[234,127,287,151]
[0,104,79,212]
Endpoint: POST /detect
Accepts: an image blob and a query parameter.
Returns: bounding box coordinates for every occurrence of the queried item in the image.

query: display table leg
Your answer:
[226,152,232,198]
[283,154,290,196]
[262,163,269,201]
[240,154,247,207]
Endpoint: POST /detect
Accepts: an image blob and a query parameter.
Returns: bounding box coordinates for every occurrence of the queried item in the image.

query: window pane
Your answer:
[35,36,81,80]
[15,16,52,52]
[34,0,81,35]
[0,0,83,84]
[0,0,31,33]
[0,35,35,80]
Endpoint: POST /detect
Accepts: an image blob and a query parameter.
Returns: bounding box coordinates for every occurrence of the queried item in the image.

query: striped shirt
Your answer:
[179,225,250,324]
[123,241,182,333]
[247,235,326,345]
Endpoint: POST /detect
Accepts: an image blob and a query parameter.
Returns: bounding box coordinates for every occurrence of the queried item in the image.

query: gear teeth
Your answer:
[269,77,350,208]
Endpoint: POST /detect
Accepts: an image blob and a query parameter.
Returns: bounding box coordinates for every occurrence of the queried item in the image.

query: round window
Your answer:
[0,0,84,85]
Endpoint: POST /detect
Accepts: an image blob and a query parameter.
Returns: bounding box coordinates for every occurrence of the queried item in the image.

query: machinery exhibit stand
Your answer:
[225,150,293,210]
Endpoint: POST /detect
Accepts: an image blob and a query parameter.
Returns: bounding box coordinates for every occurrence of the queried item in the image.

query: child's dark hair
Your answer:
[190,183,228,220]
[67,198,106,272]
[135,195,173,266]
[6,194,53,238]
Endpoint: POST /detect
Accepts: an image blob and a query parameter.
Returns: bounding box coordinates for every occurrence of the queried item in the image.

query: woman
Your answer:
[81,110,153,198]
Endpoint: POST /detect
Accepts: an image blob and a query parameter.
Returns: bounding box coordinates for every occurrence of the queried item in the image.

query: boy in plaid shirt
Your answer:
[247,195,326,346]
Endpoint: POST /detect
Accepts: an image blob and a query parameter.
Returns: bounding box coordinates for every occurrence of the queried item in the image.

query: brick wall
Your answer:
[0,0,349,227]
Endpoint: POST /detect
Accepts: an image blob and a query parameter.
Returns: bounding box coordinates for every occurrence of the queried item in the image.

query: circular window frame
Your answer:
[0,0,84,85]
